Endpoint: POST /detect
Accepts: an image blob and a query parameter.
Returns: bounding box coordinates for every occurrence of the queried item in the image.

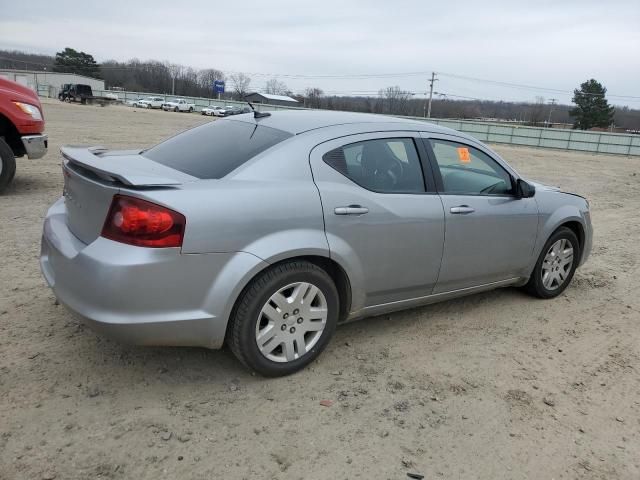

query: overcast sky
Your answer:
[1,0,639,106]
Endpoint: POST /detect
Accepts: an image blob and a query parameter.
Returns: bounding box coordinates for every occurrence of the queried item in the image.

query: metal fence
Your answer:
[88,89,640,157]
[422,118,640,156]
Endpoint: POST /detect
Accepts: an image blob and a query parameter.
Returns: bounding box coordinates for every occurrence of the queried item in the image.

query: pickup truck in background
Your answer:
[162,98,195,112]
[0,77,48,192]
[58,84,116,106]
[136,96,165,109]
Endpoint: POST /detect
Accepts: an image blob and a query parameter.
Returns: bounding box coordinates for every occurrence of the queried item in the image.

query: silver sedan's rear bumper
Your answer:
[40,198,267,349]
[21,134,48,159]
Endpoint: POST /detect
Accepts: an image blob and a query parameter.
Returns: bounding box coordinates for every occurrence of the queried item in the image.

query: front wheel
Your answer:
[227,261,339,376]
[524,227,580,298]
[0,138,17,194]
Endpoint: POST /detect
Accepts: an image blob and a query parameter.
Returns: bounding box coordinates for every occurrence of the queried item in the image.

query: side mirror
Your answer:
[516,178,535,199]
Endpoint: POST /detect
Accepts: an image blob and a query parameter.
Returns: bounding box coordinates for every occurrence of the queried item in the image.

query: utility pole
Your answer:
[168,63,180,96]
[547,98,557,126]
[426,72,438,118]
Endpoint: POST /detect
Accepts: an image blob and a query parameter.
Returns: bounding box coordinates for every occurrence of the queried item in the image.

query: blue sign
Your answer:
[213,80,225,94]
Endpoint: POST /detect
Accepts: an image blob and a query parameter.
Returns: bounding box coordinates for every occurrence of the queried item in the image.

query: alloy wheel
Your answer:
[255,282,328,363]
[541,238,574,290]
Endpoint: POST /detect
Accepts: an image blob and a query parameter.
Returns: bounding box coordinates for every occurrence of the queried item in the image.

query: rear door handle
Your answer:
[334,205,369,215]
[450,205,475,214]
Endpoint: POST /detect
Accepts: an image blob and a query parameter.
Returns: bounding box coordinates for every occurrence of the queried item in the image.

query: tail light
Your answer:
[101,195,185,248]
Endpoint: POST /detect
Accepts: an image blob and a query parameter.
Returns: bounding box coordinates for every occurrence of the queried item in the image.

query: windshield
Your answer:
[143,120,292,179]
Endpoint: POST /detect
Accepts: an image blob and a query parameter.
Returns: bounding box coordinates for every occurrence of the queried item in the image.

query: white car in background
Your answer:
[217,105,238,117]
[137,96,165,109]
[201,105,223,116]
[126,97,145,107]
[162,99,195,112]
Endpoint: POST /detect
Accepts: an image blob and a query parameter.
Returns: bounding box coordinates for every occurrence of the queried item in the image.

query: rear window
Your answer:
[143,120,292,179]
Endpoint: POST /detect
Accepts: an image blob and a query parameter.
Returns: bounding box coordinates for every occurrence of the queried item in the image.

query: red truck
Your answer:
[0,77,48,192]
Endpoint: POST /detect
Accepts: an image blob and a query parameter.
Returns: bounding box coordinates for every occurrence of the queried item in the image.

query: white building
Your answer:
[0,69,105,97]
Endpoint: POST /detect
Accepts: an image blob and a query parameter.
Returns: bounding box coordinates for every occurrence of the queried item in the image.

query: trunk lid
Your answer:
[61,146,195,244]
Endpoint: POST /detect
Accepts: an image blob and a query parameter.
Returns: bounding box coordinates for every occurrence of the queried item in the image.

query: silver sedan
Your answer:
[40,111,592,376]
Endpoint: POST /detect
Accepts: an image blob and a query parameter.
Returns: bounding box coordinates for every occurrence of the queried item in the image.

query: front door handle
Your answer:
[450,205,475,214]
[334,205,369,215]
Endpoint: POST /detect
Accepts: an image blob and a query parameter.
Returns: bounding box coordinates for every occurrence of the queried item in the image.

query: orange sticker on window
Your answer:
[457,147,471,163]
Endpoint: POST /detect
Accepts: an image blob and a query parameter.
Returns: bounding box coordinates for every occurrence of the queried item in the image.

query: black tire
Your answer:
[0,138,17,194]
[188,107,193,113]
[227,261,339,377]
[524,226,580,299]
[174,107,179,112]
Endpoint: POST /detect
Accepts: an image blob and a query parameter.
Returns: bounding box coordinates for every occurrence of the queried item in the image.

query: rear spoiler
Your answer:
[60,146,193,187]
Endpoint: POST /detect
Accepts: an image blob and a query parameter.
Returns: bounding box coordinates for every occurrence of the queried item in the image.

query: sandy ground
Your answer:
[1,98,639,480]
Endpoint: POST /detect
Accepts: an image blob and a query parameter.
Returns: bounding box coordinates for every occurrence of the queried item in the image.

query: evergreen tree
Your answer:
[53,47,101,79]
[569,79,615,130]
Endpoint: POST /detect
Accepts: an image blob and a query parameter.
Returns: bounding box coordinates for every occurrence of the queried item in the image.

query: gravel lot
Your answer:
[1,98,639,480]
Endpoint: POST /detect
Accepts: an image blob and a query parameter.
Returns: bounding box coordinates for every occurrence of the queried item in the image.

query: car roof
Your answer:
[228,109,466,138]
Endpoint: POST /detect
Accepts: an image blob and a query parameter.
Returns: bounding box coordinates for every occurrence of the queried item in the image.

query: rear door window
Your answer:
[143,120,292,179]
[323,138,425,193]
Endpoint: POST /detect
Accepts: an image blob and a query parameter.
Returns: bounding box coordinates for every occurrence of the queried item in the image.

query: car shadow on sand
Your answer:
[58,286,531,388]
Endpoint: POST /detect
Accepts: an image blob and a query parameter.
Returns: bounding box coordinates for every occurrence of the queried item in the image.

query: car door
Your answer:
[309,132,445,309]
[422,134,539,293]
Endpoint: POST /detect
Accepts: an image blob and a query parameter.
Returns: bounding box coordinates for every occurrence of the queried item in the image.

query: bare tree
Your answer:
[528,96,546,125]
[198,68,225,91]
[304,87,323,108]
[229,72,251,99]
[265,78,289,95]
[378,86,413,115]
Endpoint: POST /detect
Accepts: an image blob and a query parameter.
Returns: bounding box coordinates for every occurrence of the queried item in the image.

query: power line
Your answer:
[438,72,640,100]
[1,54,639,101]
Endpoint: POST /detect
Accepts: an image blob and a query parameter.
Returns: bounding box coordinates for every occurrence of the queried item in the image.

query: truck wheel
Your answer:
[174,107,179,112]
[0,138,17,194]
[189,107,193,113]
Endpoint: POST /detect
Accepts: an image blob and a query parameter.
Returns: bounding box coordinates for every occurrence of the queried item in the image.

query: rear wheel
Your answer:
[174,106,179,112]
[524,227,580,298]
[0,138,17,194]
[227,261,339,376]
[188,107,194,113]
